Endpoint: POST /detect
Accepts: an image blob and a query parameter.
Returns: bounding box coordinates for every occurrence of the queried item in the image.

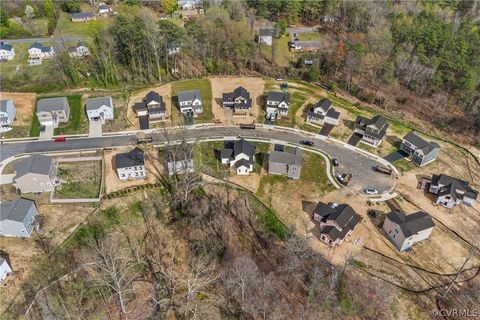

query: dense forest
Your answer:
[1,0,479,139]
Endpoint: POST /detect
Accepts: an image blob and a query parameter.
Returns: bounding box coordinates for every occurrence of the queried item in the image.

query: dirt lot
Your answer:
[126,84,173,129]
[104,147,162,194]
[0,92,37,126]
[209,77,264,125]
[54,160,102,199]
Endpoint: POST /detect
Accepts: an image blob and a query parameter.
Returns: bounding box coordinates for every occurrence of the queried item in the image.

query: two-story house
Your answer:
[268,147,303,179]
[28,42,55,60]
[12,154,57,193]
[382,211,435,251]
[0,99,16,132]
[222,86,252,115]
[115,147,147,181]
[69,42,90,58]
[353,115,389,147]
[400,132,440,167]
[428,174,478,208]
[0,198,39,238]
[134,91,166,120]
[86,96,114,123]
[306,98,340,126]
[312,202,361,246]
[220,138,256,175]
[177,90,203,116]
[0,42,15,60]
[36,97,70,128]
[265,91,290,120]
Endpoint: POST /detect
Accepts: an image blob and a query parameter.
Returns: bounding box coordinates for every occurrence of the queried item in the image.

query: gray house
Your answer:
[312,203,361,246]
[353,115,389,147]
[400,132,440,166]
[222,86,252,114]
[36,97,70,128]
[428,174,478,208]
[71,12,95,22]
[0,99,16,131]
[134,91,166,120]
[268,147,303,179]
[0,198,39,237]
[382,211,435,251]
[258,28,274,46]
[265,91,290,120]
[306,98,340,126]
[178,90,202,116]
[12,154,57,193]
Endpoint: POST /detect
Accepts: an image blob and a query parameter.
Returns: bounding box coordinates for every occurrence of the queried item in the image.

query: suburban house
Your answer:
[71,12,95,22]
[0,99,16,132]
[181,8,203,19]
[268,147,303,179]
[134,91,166,120]
[0,42,15,60]
[177,0,202,10]
[400,132,440,167]
[258,28,274,46]
[0,198,39,238]
[85,96,114,123]
[166,148,194,176]
[353,115,389,147]
[12,154,57,193]
[427,174,478,208]
[98,3,111,15]
[177,90,203,116]
[0,258,12,282]
[36,97,70,128]
[289,40,322,52]
[222,86,252,114]
[28,42,55,59]
[69,42,90,58]
[382,211,435,251]
[115,147,147,181]
[220,138,256,175]
[265,91,290,120]
[312,202,361,246]
[306,98,340,126]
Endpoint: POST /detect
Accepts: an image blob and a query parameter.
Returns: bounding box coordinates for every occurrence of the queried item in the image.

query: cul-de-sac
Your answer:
[0,1,479,319]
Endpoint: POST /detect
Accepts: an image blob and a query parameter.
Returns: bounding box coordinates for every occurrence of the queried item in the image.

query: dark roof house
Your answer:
[383,211,435,251]
[429,174,478,208]
[222,86,252,111]
[115,147,145,169]
[400,132,440,166]
[313,203,361,246]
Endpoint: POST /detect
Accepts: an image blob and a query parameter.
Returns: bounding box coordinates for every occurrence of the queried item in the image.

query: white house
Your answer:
[0,258,12,283]
[428,174,478,208]
[0,43,15,61]
[383,211,435,251]
[177,90,202,116]
[258,28,274,46]
[115,147,147,181]
[265,91,290,120]
[220,139,255,175]
[28,42,55,60]
[0,99,16,132]
[98,3,111,15]
[69,42,90,58]
[36,97,70,128]
[85,96,114,123]
[306,98,340,126]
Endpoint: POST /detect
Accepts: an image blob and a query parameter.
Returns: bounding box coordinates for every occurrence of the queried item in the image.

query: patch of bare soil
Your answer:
[0,92,37,126]
[104,147,162,194]
[228,173,260,193]
[209,77,264,125]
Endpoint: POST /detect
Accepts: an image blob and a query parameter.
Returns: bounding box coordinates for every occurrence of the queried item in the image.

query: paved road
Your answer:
[0,37,89,44]
[0,126,395,194]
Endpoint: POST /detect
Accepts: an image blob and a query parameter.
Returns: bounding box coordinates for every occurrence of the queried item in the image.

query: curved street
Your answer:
[0,125,397,195]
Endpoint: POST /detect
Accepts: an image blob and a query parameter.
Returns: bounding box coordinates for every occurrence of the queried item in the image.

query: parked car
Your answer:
[364,188,379,195]
[299,140,314,146]
[40,125,46,132]
[332,158,339,167]
[54,137,66,142]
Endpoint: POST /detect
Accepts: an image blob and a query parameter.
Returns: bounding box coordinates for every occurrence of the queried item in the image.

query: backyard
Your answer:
[54,160,102,199]
[171,79,214,123]
[54,12,111,37]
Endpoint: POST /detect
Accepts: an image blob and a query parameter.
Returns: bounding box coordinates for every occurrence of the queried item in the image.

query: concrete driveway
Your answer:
[39,125,54,140]
[89,120,103,137]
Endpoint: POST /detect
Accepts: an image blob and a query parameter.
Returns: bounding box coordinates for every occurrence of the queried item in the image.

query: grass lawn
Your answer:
[393,158,415,172]
[300,123,320,133]
[54,95,87,135]
[171,79,214,123]
[273,36,298,67]
[275,92,308,127]
[54,12,110,37]
[193,141,229,177]
[54,161,102,199]
[298,33,322,41]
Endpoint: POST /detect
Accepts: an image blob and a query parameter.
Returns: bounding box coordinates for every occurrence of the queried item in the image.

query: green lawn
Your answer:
[298,32,322,41]
[273,36,298,67]
[246,193,291,240]
[54,12,110,37]
[171,79,214,123]
[275,92,308,127]
[193,141,229,177]
[393,158,415,172]
[54,161,102,199]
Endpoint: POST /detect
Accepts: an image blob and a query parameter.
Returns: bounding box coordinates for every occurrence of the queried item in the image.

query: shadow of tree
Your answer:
[386,135,402,148]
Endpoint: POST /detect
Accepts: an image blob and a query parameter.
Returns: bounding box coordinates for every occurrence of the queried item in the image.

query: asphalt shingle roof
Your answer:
[269,148,302,166]
[431,174,478,200]
[86,96,113,110]
[267,91,290,104]
[0,43,13,51]
[71,12,94,19]
[386,211,435,237]
[14,154,52,178]
[314,203,361,241]
[0,198,36,223]
[115,147,145,169]
[403,132,440,155]
[178,90,201,103]
[37,97,69,113]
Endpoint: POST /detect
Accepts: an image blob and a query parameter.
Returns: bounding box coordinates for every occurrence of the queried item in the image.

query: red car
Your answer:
[54,137,66,142]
